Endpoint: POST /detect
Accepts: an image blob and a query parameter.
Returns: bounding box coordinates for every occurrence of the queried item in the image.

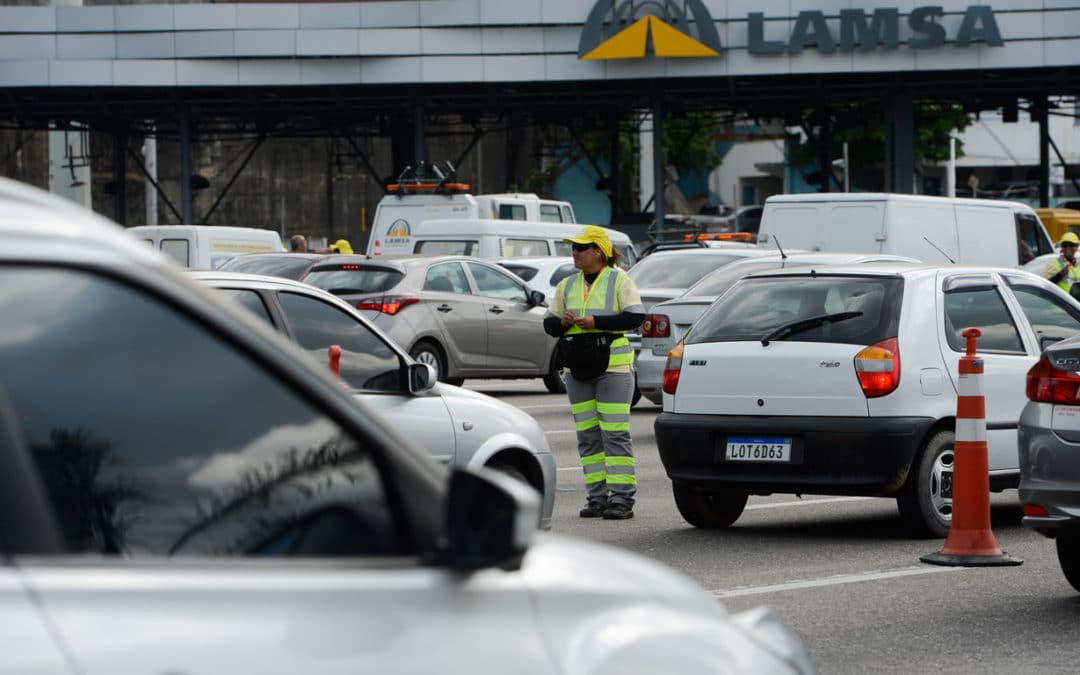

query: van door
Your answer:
[1016,210,1054,264]
[889,200,957,263]
[758,203,822,251]
[422,261,488,370]
[822,202,884,253]
[954,205,1017,267]
[160,234,193,267]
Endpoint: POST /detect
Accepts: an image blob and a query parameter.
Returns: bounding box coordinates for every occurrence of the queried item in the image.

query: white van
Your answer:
[756,193,1054,267]
[127,225,285,270]
[370,218,638,268]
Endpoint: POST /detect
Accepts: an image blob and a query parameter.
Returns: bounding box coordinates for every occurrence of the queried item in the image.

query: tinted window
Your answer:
[1008,284,1080,350]
[689,275,902,346]
[467,262,527,302]
[943,287,1024,353]
[423,262,471,294]
[0,267,398,556]
[499,264,539,282]
[540,204,561,223]
[219,255,314,280]
[304,265,404,295]
[1017,213,1053,261]
[278,292,403,392]
[503,238,550,256]
[221,289,274,324]
[629,253,743,289]
[160,239,190,266]
[549,263,578,287]
[414,240,477,256]
[561,205,574,223]
[498,204,526,220]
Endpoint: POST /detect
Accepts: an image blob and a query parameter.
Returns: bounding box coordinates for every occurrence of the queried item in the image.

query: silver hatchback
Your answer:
[302,255,565,392]
[1019,332,1080,591]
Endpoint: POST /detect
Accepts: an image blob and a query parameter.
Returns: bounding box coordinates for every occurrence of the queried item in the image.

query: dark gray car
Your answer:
[301,255,565,392]
[1019,332,1080,591]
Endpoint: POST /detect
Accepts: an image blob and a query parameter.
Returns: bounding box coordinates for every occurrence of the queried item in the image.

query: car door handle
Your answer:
[489,306,504,314]
[437,304,453,313]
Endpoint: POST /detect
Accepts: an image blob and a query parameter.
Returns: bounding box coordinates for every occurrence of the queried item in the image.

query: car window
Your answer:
[503,238,550,256]
[943,286,1025,353]
[414,240,477,256]
[467,262,527,303]
[688,275,902,346]
[539,204,561,223]
[629,253,744,289]
[424,262,471,294]
[499,263,539,282]
[498,204,526,220]
[304,264,404,295]
[561,205,573,223]
[553,241,573,256]
[1017,213,1053,261]
[0,266,402,557]
[220,288,275,324]
[1007,284,1080,350]
[685,260,787,297]
[549,263,577,287]
[219,255,314,280]
[277,292,404,392]
[160,239,190,266]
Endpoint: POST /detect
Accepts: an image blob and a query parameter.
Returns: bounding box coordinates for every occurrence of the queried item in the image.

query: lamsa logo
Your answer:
[578,0,721,61]
[386,219,411,243]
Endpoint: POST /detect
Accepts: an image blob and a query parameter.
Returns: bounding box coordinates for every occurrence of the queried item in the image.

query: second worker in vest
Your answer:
[1047,232,1080,299]
[544,225,645,520]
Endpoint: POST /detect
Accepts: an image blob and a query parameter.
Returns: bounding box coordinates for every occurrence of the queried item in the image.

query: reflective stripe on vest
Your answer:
[560,267,633,368]
[1050,258,1080,292]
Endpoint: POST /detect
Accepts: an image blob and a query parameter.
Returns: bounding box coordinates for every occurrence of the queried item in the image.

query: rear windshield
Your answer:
[304,266,404,295]
[500,263,538,282]
[218,255,312,280]
[629,253,743,289]
[687,275,903,346]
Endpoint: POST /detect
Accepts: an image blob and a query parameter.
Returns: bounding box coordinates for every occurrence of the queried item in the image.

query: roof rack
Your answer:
[385,161,472,198]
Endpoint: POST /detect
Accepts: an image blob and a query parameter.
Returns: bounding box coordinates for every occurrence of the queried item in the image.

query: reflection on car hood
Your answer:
[433,383,551,455]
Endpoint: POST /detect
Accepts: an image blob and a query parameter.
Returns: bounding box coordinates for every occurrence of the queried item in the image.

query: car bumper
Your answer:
[635,350,666,404]
[654,413,935,496]
[1018,405,1080,537]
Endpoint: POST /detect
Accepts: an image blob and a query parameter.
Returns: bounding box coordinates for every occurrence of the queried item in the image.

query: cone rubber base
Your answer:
[920,551,1022,567]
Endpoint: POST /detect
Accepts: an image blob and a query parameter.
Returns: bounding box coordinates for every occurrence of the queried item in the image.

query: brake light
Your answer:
[662,342,684,394]
[1026,357,1080,403]
[1023,504,1050,517]
[642,314,670,338]
[854,337,900,398]
[355,295,419,315]
[339,264,360,270]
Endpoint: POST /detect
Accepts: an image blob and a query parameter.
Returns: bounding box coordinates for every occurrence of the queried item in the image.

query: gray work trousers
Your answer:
[564,370,636,507]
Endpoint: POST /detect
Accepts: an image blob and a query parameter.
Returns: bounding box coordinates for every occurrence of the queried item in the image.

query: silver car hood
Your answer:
[432,383,552,459]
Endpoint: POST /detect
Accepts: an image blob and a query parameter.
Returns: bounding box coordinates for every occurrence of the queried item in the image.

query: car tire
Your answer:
[1056,535,1080,593]
[631,386,642,407]
[410,341,451,384]
[897,430,954,538]
[672,483,747,529]
[543,350,566,394]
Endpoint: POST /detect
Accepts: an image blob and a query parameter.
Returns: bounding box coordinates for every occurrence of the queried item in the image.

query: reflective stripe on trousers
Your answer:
[565,370,636,506]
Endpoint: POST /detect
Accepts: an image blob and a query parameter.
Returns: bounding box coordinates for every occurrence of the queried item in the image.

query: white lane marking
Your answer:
[556,466,580,472]
[712,565,964,599]
[744,496,874,511]
[520,404,572,411]
[544,430,577,436]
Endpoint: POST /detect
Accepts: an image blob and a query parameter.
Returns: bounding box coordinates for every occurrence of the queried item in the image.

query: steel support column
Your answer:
[113,130,127,224]
[414,99,426,169]
[1035,96,1050,207]
[180,106,193,224]
[652,96,665,236]
[885,94,914,194]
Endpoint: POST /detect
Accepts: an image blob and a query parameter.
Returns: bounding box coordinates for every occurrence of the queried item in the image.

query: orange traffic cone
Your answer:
[921,328,1021,567]
[328,344,342,378]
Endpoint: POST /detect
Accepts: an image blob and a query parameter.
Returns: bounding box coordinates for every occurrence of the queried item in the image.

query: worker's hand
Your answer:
[574,315,596,330]
[561,310,578,327]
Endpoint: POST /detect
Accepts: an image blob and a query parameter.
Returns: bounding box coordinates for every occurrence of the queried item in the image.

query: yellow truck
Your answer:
[1036,208,1080,244]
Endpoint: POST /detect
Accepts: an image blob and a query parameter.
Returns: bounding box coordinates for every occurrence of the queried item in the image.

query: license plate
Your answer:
[725,436,792,462]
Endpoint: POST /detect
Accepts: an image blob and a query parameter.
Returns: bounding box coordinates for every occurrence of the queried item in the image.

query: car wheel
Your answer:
[1056,535,1080,592]
[543,350,566,394]
[672,483,747,529]
[410,341,450,384]
[897,430,954,538]
[631,386,642,407]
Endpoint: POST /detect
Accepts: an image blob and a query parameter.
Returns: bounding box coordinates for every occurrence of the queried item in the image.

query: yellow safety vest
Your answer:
[1049,257,1080,293]
[560,267,634,369]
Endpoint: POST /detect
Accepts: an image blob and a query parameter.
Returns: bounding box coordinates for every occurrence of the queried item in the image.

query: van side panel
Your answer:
[955,205,1016,267]
[759,204,821,250]
[889,201,958,263]
[823,203,884,253]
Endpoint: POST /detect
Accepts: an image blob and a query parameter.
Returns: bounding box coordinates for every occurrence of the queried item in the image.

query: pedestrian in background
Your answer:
[1047,232,1080,299]
[544,225,645,520]
[289,234,307,252]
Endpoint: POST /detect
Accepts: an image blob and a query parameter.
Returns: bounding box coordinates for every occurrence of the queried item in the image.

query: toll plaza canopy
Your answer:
[0,0,1077,132]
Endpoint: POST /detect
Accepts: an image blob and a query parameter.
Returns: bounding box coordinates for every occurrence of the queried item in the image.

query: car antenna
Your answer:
[773,235,788,266]
[923,237,956,264]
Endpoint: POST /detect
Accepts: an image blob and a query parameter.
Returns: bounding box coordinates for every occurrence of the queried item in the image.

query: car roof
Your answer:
[743,261,1039,279]
[634,247,771,260]
[190,269,322,292]
[496,256,574,265]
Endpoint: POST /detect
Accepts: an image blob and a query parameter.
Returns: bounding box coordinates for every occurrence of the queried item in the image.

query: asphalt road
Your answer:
[468,379,1080,675]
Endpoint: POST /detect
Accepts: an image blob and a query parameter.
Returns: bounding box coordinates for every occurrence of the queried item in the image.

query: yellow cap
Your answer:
[564,225,612,258]
[1061,232,1079,246]
[331,239,354,254]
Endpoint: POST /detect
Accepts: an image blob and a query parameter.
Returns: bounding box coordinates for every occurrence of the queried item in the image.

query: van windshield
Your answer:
[304,266,404,295]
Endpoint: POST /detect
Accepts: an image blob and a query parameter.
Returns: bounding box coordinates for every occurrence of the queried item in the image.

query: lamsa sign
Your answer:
[577,2,1004,61]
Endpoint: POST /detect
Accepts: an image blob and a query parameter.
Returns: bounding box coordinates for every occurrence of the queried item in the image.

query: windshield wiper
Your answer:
[760,311,863,346]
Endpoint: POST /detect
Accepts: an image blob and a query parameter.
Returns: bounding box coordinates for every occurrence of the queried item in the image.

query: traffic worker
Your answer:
[1047,232,1080,296]
[544,225,645,520]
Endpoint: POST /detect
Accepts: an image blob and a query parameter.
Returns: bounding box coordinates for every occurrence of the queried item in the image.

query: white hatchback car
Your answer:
[496,255,576,303]
[656,263,1080,536]
[0,177,813,674]
[192,271,556,529]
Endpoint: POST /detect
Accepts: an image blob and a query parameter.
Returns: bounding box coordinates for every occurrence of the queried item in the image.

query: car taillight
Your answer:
[642,314,670,338]
[1023,504,1050,517]
[356,295,418,315]
[854,337,900,398]
[661,342,684,395]
[1026,357,1080,403]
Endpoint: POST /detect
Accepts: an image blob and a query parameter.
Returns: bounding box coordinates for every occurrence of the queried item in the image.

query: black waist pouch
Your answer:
[558,333,616,381]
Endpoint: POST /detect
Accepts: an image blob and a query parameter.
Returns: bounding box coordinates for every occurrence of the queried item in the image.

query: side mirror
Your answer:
[441,466,539,571]
[408,362,437,394]
[528,289,547,307]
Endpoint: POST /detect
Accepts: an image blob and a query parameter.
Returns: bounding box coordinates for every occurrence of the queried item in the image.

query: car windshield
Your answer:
[687,275,903,346]
[219,255,313,280]
[684,259,792,297]
[304,266,404,295]
[629,253,744,289]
